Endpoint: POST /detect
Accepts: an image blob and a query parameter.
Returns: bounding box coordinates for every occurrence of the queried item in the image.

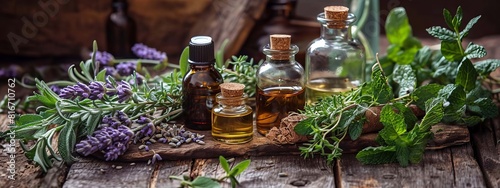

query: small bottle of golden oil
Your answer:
[212,83,253,144]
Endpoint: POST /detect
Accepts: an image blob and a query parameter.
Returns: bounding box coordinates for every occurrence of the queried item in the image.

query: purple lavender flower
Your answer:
[132,43,167,61]
[88,82,105,100]
[59,85,80,100]
[151,153,162,164]
[116,111,131,126]
[136,116,151,124]
[91,51,114,66]
[116,62,137,76]
[129,73,144,85]
[116,81,133,103]
[103,66,117,76]
[0,65,19,78]
[76,122,134,161]
[50,85,61,95]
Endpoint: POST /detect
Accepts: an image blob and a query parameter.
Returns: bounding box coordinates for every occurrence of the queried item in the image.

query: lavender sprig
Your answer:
[132,43,167,61]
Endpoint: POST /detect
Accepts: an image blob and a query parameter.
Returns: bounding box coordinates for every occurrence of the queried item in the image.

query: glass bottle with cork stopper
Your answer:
[305,6,365,104]
[212,83,253,144]
[256,34,305,135]
[182,36,223,130]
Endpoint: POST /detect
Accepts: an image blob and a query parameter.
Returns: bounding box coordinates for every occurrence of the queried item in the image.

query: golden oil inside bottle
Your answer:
[212,92,253,144]
[256,86,305,135]
[305,77,355,104]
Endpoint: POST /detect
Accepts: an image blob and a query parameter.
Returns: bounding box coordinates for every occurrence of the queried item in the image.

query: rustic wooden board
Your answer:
[63,158,153,188]
[471,118,500,188]
[154,160,193,188]
[192,155,335,187]
[337,143,485,188]
[110,123,470,162]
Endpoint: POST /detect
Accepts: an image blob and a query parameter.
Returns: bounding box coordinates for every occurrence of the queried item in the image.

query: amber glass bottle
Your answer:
[182,36,223,130]
[106,0,136,58]
[212,83,253,144]
[256,34,305,135]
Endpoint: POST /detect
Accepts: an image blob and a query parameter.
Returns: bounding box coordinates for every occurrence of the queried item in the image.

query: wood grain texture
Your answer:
[63,158,153,188]
[188,0,268,59]
[193,155,335,188]
[471,118,500,188]
[338,144,485,188]
[155,160,192,188]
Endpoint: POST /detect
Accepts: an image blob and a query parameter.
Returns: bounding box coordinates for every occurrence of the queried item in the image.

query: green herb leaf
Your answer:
[368,63,393,104]
[348,120,363,140]
[420,99,444,130]
[95,69,107,82]
[393,103,418,131]
[392,65,416,97]
[452,6,463,32]
[467,98,498,119]
[385,7,412,45]
[474,59,500,76]
[460,15,481,39]
[462,116,483,126]
[191,176,221,188]
[378,105,406,145]
[58,122,77,164]
[426,26,456,42]
[465,43,486,59]
[456,58,478,92]
[440,41,464,62]
[443,9,454,29]
[179,46,189,77]
[219,156,230,173]
[396,144,410,167]
[229,159,251,176]
[411,84,443,110]
[294,118,314,135]
[356,146,397,165]
[17,114,43,125]
[216,39,229,69]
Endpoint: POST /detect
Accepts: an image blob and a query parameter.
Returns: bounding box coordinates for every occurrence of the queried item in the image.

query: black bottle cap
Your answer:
[189,36,215,65]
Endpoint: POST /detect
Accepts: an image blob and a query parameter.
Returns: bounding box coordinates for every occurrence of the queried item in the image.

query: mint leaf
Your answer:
[408,131,432,164]
[426,26,456,42]
[369,63,393,104]
[219,156,230,173]
[462,116,482,126]
[229,159,251,176]
[413,46,432,66]
[356,146,397,165]
[294,118,314,135]
[392,65,416,97]
[441,41,464,62]
[421,99,444,130]
[460,15,481,39]
[385,7,412,45]
[439,85,467,124]
[349,120,363,140]
[456,58,478,92]
[191,176,221,188]
[411,84,443,110]
[451,6,463,32]
[467,98,498,119]
[379,105,406,145]
[396,144,410,167]
[443,9,454,29]
[465,43,486,59]
[474,59,500,76]
[393,103,418,131]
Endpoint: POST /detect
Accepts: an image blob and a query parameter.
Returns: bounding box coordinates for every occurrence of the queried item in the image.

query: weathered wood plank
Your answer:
[113,123,469,162]
[192,155,335,188]
[63,158,153,188]
[338,144,485,188]
[471,118,500,188]
[155,160,192,188]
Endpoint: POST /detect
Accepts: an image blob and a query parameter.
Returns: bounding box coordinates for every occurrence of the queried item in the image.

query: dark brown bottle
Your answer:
[182,36,223,130]
[106,0,136,58]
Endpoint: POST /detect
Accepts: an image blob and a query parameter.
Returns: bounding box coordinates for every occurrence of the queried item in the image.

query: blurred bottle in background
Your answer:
[106,0,136,58]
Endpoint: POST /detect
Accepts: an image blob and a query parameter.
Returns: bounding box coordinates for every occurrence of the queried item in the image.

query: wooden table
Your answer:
[0,113,499,188]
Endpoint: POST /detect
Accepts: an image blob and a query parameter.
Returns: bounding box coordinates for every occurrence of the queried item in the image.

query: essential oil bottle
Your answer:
[256,34,305,135]
[305,6,365,104]
[182,36,223,130]
[212,83,253,144]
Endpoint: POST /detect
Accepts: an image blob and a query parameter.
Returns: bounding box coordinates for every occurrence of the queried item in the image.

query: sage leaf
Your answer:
[356,146,397,165]
[392,65,416,97]
[456,58,478,92]
[441,41,464,62]
[465,43,486,59]
[426,26,456,42]
[474,59,500,76]
[191,176,221,188]
[58,122,77,164]
[460,15,481,39]
[385,7,412,45]
[17,114,44,125]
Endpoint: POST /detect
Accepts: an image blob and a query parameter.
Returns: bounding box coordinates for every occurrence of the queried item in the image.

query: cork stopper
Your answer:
[270,34,291,50]
[218,83,246,106]
[220,83,245,97]
[324,6,349,29]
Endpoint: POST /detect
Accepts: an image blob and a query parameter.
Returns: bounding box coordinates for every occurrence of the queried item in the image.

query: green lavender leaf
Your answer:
[426,26,456,42]
[219,156,230,173]
[456,58,478,92]
[392,65,416,97]
[17,114,43,125]
[385,7,412,45]
[179,46,189,77]
[411,84,443,110]
[58,122,77,164]
[356,146,397,165]
[229,159,251,176]
[96,69,107,82]
[460,15,481,39]
[465,43,486,59]
[85,113,101,136]
[474,59,500,76]
[440,41,463,62]
[191,176,221,188]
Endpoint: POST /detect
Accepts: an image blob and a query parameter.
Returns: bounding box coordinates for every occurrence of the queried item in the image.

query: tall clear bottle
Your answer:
[305,6,365,104]
[182,36,223,130]
[256,34,305,135]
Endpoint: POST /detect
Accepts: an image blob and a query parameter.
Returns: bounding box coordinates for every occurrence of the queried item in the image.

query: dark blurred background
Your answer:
[0,0,499,75]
